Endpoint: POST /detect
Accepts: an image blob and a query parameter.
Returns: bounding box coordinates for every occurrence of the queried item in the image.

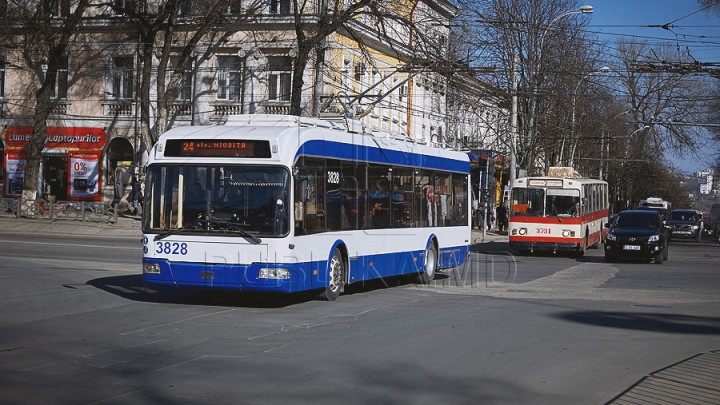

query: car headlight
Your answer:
[648,234,660,242]
[691,225,699,229]
[606,233,616,241]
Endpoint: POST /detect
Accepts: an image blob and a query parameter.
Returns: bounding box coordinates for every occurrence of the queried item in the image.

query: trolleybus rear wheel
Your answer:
[417,243,437,285]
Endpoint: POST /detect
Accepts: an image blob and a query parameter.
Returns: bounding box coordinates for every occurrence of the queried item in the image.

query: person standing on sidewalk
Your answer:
[131,178,143,216]
[477,203,485,230]
[496,204,508,232]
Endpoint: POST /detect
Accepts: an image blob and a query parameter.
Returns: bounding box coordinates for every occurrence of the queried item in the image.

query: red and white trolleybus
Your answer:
[508,175,609,255]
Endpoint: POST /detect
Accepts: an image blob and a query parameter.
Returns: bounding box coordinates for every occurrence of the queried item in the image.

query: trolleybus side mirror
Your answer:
[296,177,310,202]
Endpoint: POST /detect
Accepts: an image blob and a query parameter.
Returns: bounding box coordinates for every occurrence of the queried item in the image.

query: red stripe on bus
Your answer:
[509,235,582,243]
[509,209,609,224]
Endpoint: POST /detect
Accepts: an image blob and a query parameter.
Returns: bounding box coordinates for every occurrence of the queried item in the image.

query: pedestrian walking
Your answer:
[131,178,143,216]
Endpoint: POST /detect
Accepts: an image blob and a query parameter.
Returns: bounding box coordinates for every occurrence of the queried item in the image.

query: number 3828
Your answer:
[156,242,188,255]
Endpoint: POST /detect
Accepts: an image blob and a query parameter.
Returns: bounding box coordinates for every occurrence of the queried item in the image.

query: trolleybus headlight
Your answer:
[518,228,527,235]
[562,230,573,237]
[143,263,161,274]
[259,268,290,280]
[606,233,617,241]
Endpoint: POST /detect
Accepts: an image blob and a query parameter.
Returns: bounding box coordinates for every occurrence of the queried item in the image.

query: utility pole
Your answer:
[509,53,518,188]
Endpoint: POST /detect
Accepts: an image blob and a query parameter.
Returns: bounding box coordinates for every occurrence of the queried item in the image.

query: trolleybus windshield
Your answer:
[143,165,290,237]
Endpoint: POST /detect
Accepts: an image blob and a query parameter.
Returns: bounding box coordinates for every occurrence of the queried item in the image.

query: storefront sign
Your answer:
[68,152,102,201]
[3,151,26,197]
[2,127,107,151]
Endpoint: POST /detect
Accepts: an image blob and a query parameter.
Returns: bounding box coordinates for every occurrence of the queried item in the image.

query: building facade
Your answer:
[0,0,506,204]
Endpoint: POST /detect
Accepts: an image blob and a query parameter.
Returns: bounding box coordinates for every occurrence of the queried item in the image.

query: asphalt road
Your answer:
[0,232,719,405]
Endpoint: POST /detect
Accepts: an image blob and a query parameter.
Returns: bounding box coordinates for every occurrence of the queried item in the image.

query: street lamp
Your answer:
[566,66,609,166]
[522,5,594,175]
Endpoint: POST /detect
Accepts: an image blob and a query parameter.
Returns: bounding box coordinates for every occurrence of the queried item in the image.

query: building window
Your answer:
[112,0,136,14]
[109,56,134,100]
[267,56,291,102]
[269,0,290,14]
[169,56,193,101]
[178,0,192,15]
[50,0,70,16]
[227,0,242,14]
[215,55,242,102]
[50,56,69,100]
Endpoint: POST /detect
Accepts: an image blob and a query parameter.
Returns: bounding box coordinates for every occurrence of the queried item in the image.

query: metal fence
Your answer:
[0,198,118,223]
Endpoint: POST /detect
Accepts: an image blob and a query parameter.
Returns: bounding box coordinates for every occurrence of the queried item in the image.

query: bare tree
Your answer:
[603,40,709,209]
[455,0,598,175]
[698,0,720,14]
[115,0,265,150]
[5,0,94,209]
[287,0,444,117]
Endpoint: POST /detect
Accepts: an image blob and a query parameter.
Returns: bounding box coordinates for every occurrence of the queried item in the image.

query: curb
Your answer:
[0,215,143,238]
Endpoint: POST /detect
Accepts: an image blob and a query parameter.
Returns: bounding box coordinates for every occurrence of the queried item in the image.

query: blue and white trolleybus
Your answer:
[141,115,471,300]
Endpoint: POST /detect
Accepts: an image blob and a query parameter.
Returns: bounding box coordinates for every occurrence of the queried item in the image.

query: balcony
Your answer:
[260,101,290,115]
[170,102,192,116]
[211,103,243,117]
[103,101,134,116]
[48,100,70,115]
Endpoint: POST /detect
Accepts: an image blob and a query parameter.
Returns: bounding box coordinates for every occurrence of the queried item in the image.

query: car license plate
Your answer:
[623,245,641,250]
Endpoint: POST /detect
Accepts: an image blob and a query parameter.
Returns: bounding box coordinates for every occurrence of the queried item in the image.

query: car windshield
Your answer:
[669,211,696,221]
[143,165,290,236]
[614,214,658,229]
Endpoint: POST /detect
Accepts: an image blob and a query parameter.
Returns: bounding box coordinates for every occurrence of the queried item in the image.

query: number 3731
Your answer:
[156,242,188,255]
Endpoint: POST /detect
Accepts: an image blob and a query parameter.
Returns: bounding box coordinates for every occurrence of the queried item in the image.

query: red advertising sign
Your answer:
[3,151,26,197]
[2,127,107,151]
[68,152,102,201]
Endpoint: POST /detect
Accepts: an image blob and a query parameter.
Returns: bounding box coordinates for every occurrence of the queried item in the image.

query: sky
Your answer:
[586,0,720,174]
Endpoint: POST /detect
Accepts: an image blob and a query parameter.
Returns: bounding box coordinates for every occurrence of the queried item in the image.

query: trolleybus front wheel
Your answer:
[319,248,345,301]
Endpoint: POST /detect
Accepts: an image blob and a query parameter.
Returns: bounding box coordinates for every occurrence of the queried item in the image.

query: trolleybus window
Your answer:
[511,188,544,216]
[546,189,580,217]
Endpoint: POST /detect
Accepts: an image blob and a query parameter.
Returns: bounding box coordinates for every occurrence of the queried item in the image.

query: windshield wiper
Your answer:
[197,220,263,244]
[155,227,193,241]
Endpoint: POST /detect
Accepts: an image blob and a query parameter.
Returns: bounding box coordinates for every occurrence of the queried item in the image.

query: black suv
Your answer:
[604,210,669,264]
[666,209,703,242]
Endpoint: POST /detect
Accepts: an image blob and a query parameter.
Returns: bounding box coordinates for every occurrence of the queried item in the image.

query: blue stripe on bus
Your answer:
[142,244,469,293]
[296,140,470,173]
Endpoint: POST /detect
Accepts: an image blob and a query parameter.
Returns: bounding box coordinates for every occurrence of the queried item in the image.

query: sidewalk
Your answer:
[1,214,506,243]
[471,228,508,244]
[0,213,143,238]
